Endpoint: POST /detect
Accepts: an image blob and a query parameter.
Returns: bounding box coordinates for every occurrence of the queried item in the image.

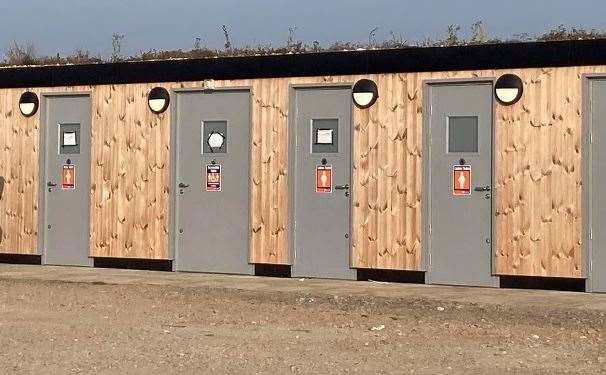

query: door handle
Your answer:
[474,186,491,192]
[47,181,57,187]
[335,184,350,190]
[178,183,190,188]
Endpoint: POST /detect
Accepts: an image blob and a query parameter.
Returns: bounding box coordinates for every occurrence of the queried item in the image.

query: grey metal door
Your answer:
[291,87,355,279]
[42,95,92,266]
[590,80,606,292]
[427,83,497,286]
[174,90,252,274]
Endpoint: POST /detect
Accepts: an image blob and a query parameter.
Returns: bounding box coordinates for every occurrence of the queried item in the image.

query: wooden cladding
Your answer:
[0,66,600,278]
[0,89,39,254]
[492,68,586,278]
[89,84,171,259]
[349,74,423,270]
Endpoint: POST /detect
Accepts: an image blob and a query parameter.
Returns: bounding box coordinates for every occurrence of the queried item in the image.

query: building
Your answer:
[1,39,605,292]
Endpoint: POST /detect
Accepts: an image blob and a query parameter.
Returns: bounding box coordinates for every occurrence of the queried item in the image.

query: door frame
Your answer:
[37,91,92,265]
[170,86,253,271]
[288,83,354,273]
[581,74,606,292]
[422,78,497,285]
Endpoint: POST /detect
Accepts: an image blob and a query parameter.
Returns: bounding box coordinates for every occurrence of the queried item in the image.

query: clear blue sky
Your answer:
[0,0,604,57]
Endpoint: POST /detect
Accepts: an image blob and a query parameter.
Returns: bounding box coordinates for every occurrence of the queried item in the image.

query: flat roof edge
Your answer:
[1,39,605,88]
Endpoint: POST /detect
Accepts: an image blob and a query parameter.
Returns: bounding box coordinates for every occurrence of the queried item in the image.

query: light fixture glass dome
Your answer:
[494,74,523,105]
[19,91,39,117]
[353,92,375,107]
[148,87,170,114]
[352,79,379,109]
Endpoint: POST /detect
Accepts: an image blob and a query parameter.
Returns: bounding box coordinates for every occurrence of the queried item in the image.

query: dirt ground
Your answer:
[0,279,604,375]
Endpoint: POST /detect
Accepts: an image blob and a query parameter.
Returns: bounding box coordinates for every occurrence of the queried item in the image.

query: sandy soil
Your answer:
[0,279,604,374]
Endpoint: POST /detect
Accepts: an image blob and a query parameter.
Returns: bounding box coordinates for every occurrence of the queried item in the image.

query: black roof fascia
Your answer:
[0,39,605,89]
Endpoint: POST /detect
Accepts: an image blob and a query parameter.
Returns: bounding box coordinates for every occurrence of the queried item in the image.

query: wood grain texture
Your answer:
[0,66,600,278]
[348,74,423,270]
[492,67,589,277]
[90,84,170,259]
[240,74,423,269]
[246,79,289,264]
[0,89,40,254]
[347,68,590,277]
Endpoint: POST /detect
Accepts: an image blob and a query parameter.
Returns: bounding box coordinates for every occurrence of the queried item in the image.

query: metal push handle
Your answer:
[473,186,491,192]
[178,183,190,188]
[47,181,57,187]
[335,184,350,190]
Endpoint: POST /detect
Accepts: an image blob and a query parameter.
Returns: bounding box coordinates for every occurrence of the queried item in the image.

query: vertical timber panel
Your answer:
[350,73,423,271]
[0,89,39,254]
[493,68,584,277]
[247,78,290,264]
[90,84,170,259]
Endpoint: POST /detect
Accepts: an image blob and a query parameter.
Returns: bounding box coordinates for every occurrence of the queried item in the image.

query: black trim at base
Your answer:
[93,257,172,272]
[254,264,291,278]
[500,276,586,292]
[0,254,42,265]
[357,269,426,284]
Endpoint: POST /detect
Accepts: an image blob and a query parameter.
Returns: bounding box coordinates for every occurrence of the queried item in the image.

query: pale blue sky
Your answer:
[0,0,604,57]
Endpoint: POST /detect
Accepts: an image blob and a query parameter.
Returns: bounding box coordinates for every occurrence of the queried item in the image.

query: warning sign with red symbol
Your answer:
[206,164,221,192]
[453,165,471,196]
[62,164,76,190]
[316,165,332,193]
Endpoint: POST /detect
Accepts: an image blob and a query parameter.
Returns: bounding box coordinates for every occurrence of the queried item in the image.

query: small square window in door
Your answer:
[58,123,81,154]
[448,116,478,153]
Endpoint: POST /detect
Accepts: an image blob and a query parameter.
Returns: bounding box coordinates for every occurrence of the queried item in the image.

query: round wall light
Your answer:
[148,87,170,114]
[495,74,523,106]
[19,91,39,117]
[352,79,379,109]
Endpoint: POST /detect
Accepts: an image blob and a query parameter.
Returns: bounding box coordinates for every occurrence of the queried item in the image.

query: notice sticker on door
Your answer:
[316,165,332,193]
[206,164,221,192]
[62,131,77,146]
[62,164,76,190]
[453,165,471,196]
[316,129,334,145]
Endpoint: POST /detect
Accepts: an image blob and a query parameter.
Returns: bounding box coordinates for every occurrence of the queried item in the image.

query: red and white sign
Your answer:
[453,165,471,196]
[315,165,332,193]
[206,164,221,192]
[62,164,75,190]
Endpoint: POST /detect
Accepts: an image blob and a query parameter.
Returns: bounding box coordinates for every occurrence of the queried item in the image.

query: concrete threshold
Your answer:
[0,264,605,313]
